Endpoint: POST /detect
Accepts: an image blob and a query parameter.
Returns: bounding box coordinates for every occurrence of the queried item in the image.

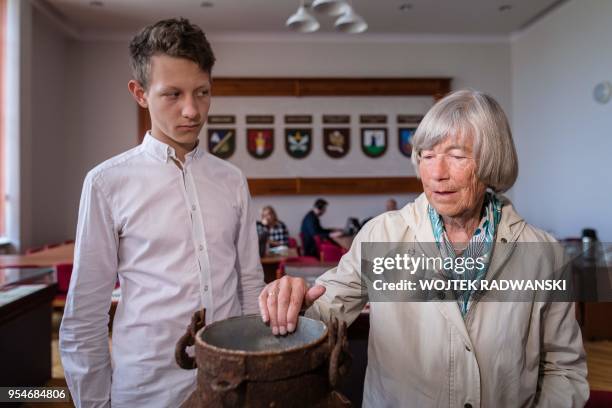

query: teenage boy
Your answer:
[60,18,264,407]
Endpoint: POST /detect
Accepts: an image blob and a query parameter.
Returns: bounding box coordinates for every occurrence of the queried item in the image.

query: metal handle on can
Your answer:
[175,309,207,370]
[328,317,352,388]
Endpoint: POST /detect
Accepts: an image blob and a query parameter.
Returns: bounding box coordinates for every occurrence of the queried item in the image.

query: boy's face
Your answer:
[130,54,211,153]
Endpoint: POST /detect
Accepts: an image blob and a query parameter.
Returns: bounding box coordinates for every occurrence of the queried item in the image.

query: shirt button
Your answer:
[198,244,204,251]
[191,205,196,211]
[204,285,208,292]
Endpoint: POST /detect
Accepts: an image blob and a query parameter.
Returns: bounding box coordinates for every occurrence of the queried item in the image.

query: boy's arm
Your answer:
[59,173,119,408]
[235,175,265,315]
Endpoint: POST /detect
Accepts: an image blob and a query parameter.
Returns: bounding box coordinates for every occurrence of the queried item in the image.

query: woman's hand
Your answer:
[258,276,326,335]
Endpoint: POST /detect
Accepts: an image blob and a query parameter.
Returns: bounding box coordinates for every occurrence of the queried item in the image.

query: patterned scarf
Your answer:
[427,191,502,317]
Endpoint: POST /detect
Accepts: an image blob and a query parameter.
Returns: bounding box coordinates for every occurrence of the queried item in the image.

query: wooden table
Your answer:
[0,243,304,285]
[0,243,75,268]
[1,267,56,387]
[260,248,299,283]
[260,248,299,265]
[331,234,355,250]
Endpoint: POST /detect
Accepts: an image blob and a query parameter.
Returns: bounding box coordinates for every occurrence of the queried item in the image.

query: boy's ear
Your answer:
[128,80,148,108]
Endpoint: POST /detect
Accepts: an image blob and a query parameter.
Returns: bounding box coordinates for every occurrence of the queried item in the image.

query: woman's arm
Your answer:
[535,301,589,407]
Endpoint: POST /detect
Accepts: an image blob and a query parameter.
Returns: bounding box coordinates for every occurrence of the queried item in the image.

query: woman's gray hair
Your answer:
[411,89,518,193]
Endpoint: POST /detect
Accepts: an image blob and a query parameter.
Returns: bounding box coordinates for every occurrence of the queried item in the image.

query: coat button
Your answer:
[465,345,471,352]
[464,404,473,408]
[501,238,508,243]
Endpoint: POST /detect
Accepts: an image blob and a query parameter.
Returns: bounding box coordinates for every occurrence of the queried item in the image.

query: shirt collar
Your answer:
[142,132,204,163]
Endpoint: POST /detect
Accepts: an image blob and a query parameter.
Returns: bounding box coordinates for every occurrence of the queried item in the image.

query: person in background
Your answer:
[256,205,289,247]
[386,198,398,211]
[300,198,336,257]
[59,18,264,408]
[361,198,399,227]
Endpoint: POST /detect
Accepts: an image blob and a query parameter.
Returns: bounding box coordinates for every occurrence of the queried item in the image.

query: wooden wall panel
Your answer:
[247,177,423,196]
[211,77,451,98]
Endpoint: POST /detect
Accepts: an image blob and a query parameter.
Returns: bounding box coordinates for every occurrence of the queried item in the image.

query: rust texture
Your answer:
[175,310,352,407]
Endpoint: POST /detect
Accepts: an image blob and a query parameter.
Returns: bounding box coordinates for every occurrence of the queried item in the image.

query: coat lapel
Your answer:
[405,194,474,347]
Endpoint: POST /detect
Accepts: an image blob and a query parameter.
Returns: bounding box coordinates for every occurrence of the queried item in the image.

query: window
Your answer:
[0,0,6,237]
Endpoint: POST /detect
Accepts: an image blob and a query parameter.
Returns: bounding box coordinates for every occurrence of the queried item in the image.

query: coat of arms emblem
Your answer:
[323,128,350,159]
[285,128,312,159]
[247,129,274,159]
[361,128,387,158]
[398,127,416,158]
[207,128,235,159]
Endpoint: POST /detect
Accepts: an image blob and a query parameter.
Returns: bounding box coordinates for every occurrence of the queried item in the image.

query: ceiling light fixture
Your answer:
[286,1,320,33]
[312,0,348,16]
[334,4,368,34]
[499,4,513,12]
[399,3,413,12]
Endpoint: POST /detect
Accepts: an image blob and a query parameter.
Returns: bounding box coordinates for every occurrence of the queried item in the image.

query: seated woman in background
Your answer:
[256,206,289,247]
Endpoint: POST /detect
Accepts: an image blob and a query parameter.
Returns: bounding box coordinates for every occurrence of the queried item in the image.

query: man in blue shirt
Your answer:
[300,198,333,257]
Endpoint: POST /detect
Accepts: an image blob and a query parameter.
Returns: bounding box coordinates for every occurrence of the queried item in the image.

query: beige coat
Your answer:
[306,193,588,407]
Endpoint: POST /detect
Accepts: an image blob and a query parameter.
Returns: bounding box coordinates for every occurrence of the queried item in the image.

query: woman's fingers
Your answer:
[259,277,314,336]
[258,285,270,323]
[286,279,307,333]
[276,277,293,335]
[265,281,280,335]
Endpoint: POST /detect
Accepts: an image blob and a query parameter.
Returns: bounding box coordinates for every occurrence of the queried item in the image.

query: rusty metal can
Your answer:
[175,310,351,407]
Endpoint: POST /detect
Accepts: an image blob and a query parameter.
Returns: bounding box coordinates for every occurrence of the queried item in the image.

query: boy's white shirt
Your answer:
[60,133,265,407]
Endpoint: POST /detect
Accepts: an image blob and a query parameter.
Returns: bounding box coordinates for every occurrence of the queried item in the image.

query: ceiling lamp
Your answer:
[312,0,348,16]
[334,5,368,34]
[286,1,320,33]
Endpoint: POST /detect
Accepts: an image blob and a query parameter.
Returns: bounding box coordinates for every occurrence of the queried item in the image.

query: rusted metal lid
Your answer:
[197,314,327,355]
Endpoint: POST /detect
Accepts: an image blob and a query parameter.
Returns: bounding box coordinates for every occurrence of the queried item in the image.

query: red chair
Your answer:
[276,256,319,280]
[313,235,324,254]
[53,263,73,309]
[319,242,346,263]
[586,390,612,407]
[288,237,300,255]
[314,235,346,262]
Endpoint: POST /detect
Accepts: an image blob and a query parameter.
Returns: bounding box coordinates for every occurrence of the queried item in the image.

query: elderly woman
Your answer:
[258,90,588,407]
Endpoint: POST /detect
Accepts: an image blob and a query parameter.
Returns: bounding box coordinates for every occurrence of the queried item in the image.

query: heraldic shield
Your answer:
[247,129,274,159]
[207,128,235,159]
[398,127,416,158]
[361,128,387,158]
[285,128,312,159]
[323,128,350,159]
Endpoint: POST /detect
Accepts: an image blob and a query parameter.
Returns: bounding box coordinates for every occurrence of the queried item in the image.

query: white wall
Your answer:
[61,40,138,244]
[511,0,612,241]
[30,6,70,247]
[28,35,511,242]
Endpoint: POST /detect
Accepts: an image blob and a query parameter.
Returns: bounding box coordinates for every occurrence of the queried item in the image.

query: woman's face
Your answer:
[418,133,486,219]
[262,208,276,225]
